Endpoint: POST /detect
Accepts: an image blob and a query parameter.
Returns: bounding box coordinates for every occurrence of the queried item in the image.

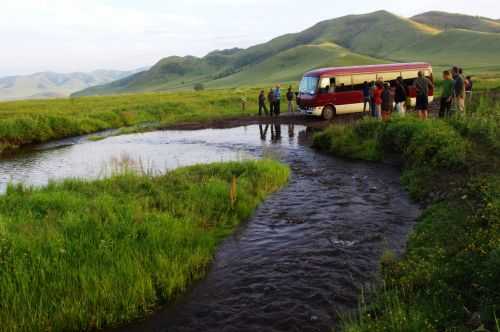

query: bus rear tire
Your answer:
[322,106,335,121]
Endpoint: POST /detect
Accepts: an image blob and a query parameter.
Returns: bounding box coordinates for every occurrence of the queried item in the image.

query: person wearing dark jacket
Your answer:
[258,90,268,116]
[362,81,370,113]
[286,87,294,113]
[394,77,407,115]
[381,83,394,121]
[452,66,465,113]
[267,88,275,116]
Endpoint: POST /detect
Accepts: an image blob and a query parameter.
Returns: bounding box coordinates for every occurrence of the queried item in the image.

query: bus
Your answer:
[297,62,434,120]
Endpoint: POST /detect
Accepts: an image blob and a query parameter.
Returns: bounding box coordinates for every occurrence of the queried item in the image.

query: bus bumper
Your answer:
[298,106,323,116]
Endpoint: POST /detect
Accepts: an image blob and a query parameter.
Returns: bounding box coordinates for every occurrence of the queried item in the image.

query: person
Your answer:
[381,82,394,121]
[362,81,370,113]
[369,81,376,117]
[465,75,473,101]
[394,77,407,116]
[373,81,384,119]
[258,90,268,116]
[273,85,281,116]
[413,71,434,119]
[259,124,269,140]
[286,86,294,113]
[440,70,454,118]
[452,66,465,113]
[267,88,275,116]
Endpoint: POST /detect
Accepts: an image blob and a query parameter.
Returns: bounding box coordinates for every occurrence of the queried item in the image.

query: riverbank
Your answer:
[0,89,263,154]
[313,99,500,331]
[0,160,290,331]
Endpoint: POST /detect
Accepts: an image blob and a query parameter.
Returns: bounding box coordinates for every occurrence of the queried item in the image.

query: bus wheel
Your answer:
[322,106,335,121]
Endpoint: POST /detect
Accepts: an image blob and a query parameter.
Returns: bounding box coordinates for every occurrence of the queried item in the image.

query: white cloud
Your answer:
[1,0,499,76]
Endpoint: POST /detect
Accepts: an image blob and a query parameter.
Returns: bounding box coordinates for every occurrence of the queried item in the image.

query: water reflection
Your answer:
[0,125,310,193]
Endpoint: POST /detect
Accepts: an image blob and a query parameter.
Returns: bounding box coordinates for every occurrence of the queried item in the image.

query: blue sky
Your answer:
[1,0,499,76]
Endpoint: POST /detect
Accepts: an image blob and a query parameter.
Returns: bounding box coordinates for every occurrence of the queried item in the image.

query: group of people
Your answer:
[438,67,472,118]
[258,85,296,117]
[362,77,411,121]
[363,66,472,121]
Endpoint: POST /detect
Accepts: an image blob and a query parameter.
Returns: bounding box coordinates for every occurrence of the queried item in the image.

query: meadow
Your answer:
[0,159,290,331]
[314,98,500,331]
[0,88,261,154]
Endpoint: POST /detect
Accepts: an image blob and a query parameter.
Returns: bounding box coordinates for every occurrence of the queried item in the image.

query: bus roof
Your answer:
[304,62,432,77]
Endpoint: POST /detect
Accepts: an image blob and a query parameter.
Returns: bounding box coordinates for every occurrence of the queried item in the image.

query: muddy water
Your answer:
[0,124,420,332]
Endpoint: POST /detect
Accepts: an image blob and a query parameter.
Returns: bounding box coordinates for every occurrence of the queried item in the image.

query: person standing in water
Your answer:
[273,85,281,116]
[258,90,268,116]
[286,86,294,114]
[267,88,275,116]
[414,71,434,120]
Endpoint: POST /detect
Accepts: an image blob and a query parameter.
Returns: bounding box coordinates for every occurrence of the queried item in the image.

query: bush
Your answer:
[194,83,205,91]
[314,111,500,331]
[313,125,383,161]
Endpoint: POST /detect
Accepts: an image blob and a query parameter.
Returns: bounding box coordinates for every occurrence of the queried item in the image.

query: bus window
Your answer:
[352,74,376,85]
[319,77,331,93]
[401,70,419,80]
[334,76,352,92]
[381,72,400,82]
[352,74,376,91]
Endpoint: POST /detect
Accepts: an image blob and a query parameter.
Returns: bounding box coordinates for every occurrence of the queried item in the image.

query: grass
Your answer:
[0,159,290,331]
[0,88,260,154]
[313,100,500,331]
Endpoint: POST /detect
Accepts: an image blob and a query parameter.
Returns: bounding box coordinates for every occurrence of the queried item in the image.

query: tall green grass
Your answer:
[314,103,500,331]
[0,159,290,331]
[0,88,260,153]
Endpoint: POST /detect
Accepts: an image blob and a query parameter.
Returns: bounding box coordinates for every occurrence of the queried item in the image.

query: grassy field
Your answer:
[0,88,261,154]
[314,99,500,331]
[0,159,290,331]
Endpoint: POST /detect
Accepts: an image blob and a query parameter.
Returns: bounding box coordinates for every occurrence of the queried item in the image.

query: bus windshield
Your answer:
[299,76,319,95]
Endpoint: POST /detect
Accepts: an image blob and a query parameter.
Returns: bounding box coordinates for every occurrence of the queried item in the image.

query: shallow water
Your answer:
[0,124,420,331]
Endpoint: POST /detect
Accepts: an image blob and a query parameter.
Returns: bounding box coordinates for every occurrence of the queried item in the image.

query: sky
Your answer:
[1,0,499,77]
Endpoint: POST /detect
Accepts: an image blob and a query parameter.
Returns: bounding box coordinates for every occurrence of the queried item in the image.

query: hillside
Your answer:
[74,10,500,96]
[412,11,500,33]
[0,69,145,101]
[390,29,500,67]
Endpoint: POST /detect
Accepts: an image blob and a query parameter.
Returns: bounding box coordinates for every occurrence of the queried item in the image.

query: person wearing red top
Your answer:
[373,81,384,119]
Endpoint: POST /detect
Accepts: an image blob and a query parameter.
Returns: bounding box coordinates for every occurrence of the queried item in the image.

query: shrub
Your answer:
[194,83,205,91]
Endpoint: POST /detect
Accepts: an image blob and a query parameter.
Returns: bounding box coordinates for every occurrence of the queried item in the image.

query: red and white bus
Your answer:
[297,62,434,120]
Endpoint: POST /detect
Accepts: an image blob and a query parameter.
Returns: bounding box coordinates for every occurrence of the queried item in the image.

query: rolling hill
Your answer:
[412,11,500,33]
[0,69,146,101]
[74,10,500,96]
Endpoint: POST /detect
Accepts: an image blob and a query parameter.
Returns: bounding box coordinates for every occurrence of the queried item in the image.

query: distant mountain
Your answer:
[74,10,500,97]
[0,68,147,101]
[412,11,500,33]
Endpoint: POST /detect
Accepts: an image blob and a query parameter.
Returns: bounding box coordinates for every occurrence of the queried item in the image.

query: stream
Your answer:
[0,124,420,331]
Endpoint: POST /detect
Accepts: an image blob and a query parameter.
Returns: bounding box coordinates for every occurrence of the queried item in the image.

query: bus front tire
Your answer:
[322,106,335,121]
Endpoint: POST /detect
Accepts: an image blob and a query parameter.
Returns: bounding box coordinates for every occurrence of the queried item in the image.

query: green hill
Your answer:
[390,29,500,67]
[412,11,500,33]
[0,70,142,101]
[207,43,387,88]
[73,10,500,97]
